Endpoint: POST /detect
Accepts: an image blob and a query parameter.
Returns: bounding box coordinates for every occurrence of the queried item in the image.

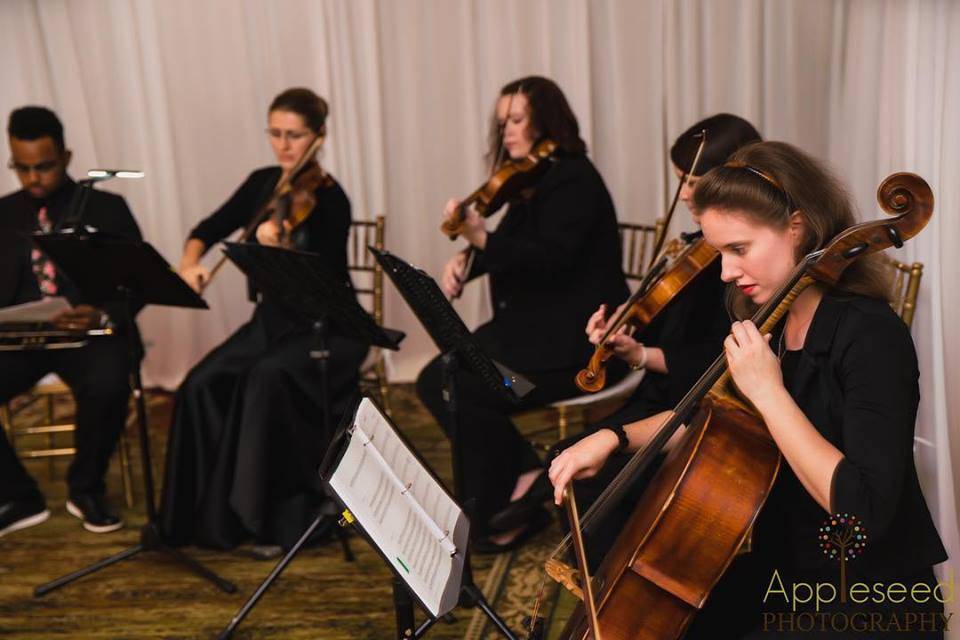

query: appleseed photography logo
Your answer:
[761,512,953,634]
[819,513,867,602]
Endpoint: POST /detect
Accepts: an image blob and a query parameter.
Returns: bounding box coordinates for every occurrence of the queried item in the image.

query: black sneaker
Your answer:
[66,494,123,533]
[0,498,50,538]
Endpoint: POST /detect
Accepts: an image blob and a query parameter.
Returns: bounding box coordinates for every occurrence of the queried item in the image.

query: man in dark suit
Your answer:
[0,106,142,537]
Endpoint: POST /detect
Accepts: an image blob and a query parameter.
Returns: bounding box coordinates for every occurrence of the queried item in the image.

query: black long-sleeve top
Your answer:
[189,166,353,301]
[466,152,630,372]
[0,177,143,334]
[636,251,729,412]
[755,293,947,581]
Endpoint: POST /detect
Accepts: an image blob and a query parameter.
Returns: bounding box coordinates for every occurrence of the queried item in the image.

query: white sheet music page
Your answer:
[328,397,468,618]
[0,297,71,322]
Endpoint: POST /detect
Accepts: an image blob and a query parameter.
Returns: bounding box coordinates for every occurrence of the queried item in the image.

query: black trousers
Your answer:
[0,336,133,503]
[415,323,624,536]
[160,306,367,550]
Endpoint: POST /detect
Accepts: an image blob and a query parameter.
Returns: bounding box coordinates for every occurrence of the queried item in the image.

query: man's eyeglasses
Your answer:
[265,128,313,143]
[8,159,61,174]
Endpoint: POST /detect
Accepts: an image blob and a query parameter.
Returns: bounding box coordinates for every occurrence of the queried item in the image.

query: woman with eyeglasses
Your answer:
[160,87,367,555]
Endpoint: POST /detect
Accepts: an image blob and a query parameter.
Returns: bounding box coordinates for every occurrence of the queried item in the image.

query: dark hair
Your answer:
[269,87,329,135]
[486,76,586,169]
[692,141,891,318]
[671,113,762,176]
[7,106,66,152]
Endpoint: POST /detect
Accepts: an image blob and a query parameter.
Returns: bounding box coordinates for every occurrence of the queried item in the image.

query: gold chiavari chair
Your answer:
[348,215,392,415]
[881,253,923,329]
[1,375,135,508]
[520,220,666,447]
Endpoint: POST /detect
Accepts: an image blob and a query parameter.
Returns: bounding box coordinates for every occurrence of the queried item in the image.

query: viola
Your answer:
[546,172,933,640]
[268,159,332,247]
[201,135,328,291]
[440,138,557,240]
[574,129,709,392]
[575,234,719,393]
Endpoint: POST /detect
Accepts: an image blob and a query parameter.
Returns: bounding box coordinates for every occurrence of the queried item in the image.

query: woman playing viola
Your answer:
[416,76,629,553]
[160,88,367,553]
[550,141,947,637]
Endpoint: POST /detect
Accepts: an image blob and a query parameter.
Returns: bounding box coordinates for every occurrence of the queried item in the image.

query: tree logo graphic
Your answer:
[819,513,868,602]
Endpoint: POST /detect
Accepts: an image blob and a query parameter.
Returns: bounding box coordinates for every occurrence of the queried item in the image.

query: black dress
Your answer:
[685,294,948,638]
[416,151,630,535]
[0,178,142,504]
[159,167,368,550]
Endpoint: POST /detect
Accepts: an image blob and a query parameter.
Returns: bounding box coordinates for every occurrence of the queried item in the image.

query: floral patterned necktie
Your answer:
[31,206,58,296]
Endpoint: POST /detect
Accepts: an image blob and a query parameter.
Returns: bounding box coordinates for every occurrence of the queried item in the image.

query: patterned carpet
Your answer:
[0,384,583,639]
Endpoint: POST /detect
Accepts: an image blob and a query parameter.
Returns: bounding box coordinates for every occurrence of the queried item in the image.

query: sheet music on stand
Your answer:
[324,397,468,619]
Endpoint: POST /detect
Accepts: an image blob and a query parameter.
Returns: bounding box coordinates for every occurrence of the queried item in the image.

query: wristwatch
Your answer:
[602,424,629,454]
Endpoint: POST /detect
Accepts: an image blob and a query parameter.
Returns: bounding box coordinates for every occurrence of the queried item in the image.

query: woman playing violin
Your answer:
[551,141,947,637]
[416,76,629,553]
[490,114,761,562]
[161,88,367,553]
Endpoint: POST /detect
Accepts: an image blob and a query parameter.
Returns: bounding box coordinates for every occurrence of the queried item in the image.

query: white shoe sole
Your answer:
[66,500,124,533]
[0,509,51,538]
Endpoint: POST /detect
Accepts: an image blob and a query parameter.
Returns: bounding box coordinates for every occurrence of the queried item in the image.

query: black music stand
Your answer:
[372,247,533,639]
[29,232,236,597]
[217,242,404,639]
[318,395,497,640]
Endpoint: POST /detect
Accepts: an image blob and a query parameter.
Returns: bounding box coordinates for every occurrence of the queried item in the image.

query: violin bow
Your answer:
[454,86,522,299]
[648,128,707,271]
[565,486,603,639]
[201,133,326,292]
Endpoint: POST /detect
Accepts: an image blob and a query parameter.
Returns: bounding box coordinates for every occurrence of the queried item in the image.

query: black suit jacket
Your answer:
[0,178,143,337]
[467,153,630,372]
[756,294,947,581]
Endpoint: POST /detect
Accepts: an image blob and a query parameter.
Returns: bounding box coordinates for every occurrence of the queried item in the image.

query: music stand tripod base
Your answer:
[29,233,236,597]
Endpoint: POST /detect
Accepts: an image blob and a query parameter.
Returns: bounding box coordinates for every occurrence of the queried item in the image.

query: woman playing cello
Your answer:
[549,141,947,637]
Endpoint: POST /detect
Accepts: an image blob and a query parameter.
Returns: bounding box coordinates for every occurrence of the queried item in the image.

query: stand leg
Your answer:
[311,318,354,564]
[34,545,143,597]
[439,353,518,640]
[218,514,326,639]
[462,583,519,640]
[34,292,235,597]
[394,578,417,639]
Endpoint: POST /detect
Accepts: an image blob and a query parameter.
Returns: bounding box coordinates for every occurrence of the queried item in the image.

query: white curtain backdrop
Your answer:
[1,0,957,625]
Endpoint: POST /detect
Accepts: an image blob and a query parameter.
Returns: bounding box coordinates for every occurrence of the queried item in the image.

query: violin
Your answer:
[268,159,332,247]
[546,172,933,640]
[202,134,329,291]
[440,138,557,240]
[575,234,719,393]
[573,130,709,392]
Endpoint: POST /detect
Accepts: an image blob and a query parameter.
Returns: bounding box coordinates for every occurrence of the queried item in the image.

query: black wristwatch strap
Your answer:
[603,425,629,453]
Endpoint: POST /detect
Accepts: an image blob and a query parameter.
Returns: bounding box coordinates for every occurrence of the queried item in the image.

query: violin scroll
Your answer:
[575,354,608,393]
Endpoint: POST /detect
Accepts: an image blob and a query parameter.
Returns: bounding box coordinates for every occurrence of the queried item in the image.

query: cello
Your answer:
[545,172,933,639]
